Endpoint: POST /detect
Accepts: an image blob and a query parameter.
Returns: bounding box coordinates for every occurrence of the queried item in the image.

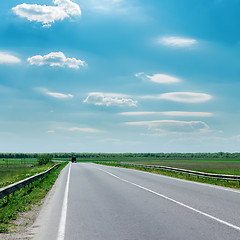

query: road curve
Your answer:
[30,163,240,240]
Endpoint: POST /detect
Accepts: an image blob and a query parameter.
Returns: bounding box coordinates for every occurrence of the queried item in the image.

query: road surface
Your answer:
[29,162,240,240]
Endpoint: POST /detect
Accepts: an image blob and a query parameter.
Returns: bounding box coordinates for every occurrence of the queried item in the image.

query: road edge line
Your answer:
[57,163,71,240]
[98,167,240,232]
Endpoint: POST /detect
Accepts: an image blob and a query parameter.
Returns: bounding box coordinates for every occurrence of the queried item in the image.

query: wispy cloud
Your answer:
[136,72,180,84]
[66,127,103,133]
[39,88,74,99]
[28,52,86,69]
[142,92,212,103]
[81,0,130,14]
[160,92,212,103]
[161,111,214,117]
[93,0,121,11]
[47,130,55,133]
[120,112,159,116]
[119,111,214,117]
[84,92,138,107]
[0,52,21,64]
[48,123,105,134]
[12,0,81,27]
[159,36,198,47]
[125,120,209,134]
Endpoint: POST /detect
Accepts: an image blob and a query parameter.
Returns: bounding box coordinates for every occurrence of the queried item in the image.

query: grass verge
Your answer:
[0,162,59,189]
[96,162,240,190]
[0,162,68,233]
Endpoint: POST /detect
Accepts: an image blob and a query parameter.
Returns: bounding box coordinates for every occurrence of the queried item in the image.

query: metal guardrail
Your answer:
[103,162,240,184]
[0,163,63,199]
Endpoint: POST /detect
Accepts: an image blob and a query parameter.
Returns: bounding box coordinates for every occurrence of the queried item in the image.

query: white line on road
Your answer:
[57,163,71,240]
[93,163,240,195]
[97,167,240,232]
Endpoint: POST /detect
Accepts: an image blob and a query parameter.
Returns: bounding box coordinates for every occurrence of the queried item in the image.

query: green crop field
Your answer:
[0,159,57,188]
[97,160,240,190]
[121,159,240,175]
[95,156,240,191]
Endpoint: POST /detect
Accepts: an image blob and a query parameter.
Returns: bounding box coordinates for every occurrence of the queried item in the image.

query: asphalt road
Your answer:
[30,163,240,240]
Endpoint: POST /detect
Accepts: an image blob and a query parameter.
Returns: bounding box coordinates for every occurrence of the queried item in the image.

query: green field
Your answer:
[42,155,240,175]
[0,159,58,188]
[0,162,67,232]
[122,159,240,175]
[89,157,240,176]
[2,155,240,189]
[96,159,240,190]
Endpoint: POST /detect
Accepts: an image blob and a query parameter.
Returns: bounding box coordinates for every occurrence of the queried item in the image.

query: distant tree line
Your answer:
[0,152,240,159]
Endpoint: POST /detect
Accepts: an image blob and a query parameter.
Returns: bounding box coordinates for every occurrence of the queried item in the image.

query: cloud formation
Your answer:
[159,36,197,47]
[136,72,180,84]
[142,92,212,103]
[0,52,21,64]
[47,130,55,133]
[39,88,74,99]
[160,92,212,103]
[161,111,214,117]
[125,120,209,134]
[84,92,138,107]
[12,0,81,27]
[28,52,86,69]
[120,111,214,117]
[120,112,158,116]
[66,127,103,133]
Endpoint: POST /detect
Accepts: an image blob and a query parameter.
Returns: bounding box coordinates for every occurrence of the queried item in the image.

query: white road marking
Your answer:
[57,163,71,240]
[93,163,240,195]
[97,167,240,232]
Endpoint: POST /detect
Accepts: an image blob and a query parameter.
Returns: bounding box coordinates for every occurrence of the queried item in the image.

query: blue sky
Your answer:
[0,0,240,153]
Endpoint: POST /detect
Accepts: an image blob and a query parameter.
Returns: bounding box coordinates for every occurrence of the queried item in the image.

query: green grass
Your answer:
[0,162,68,233]
[98,158,240,174]
[95,160,240,190]
[122,160,240,174]
[85,156,240,176]
[0,160,60,188]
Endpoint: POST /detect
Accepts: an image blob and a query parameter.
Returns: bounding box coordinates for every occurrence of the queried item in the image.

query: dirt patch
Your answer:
[0,199,44,240]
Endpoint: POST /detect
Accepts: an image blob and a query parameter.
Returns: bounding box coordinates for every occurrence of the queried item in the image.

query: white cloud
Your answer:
[48,124,104,134]
[161,111,214,117]
[39,88,74,99]
[97,92,129,98]
[120,112,159,116]
[84,92,138,107]
[47,92,74,99]
[28,52,86,69]
[119,111,214,117]
[12,0,81,27]
[0,52,21,64]
[125,120,209,134]
[159,36,197,47]
[160,92,212,103]
[142,92,212,103]
[54,0,81,15]
[67,127,103,133]
[136,72,180,84]
[47,130,55,133]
